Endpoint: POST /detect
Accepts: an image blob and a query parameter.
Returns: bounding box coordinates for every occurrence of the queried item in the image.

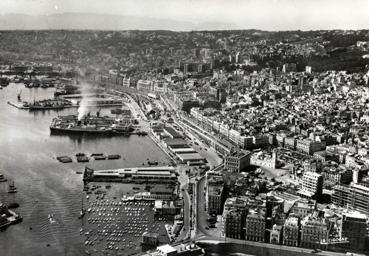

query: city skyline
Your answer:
[0,0,368,30]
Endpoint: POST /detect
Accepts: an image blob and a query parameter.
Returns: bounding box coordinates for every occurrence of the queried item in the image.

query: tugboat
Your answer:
[7,181,17,193]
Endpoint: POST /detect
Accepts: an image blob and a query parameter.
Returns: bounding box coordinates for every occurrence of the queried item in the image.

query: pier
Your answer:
[83,166,178,184]
[7,101,29,109]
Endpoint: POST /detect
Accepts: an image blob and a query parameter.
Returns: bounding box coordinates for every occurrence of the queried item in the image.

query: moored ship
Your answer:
[50,114,134,135]
[23,99,72,110]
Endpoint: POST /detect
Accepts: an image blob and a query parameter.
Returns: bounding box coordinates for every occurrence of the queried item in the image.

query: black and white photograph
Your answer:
[0,0,369,255]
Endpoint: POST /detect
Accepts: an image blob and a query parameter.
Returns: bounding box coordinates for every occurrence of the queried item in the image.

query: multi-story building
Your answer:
[253,135,269,149]
[290,199,316,218]
[340,211,369,251]
[283,216,300,247]
[137,79,153,91]
[332,183,369,215]
[322,166,352,185]
[300,215,329,249]
[141,232,159,246]
[298,172,323,199]
[222,197,247,239]
[206,171,225,215]
[122,77,131,87]
[222,208,244,239]
[153,80,168,93]
[270,224,283,245]
[176,97,199,113]
[296,139,324,155]
[245,209,265,242]
[284,137,296,150]
[222,197,248,239]
[224,151,252,173]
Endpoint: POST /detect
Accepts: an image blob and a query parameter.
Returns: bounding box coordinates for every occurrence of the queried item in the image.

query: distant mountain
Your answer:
[0,13,236,31]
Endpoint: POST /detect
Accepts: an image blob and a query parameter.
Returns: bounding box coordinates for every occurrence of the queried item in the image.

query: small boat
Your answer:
[56,156,73,163]
[90,153,104,157]
[0,173,7,182]
[79,210,85,219]
[76,155,89,162]
[94,155,107,160]
[7,182,17,193]
[107,154,121,160]
[48,214,55,224]
[147,160,158,166]
[7,202,20,209]
[78,198,86,219]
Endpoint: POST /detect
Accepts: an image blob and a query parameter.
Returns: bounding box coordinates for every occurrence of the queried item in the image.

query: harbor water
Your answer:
[0,83,171,255]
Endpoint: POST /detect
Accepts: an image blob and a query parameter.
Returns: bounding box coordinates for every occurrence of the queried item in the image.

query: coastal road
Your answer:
[176,165,191,241]
[196,238,352,256]
[194,175,224,241]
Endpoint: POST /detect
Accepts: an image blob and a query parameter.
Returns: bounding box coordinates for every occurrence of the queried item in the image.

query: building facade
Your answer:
[340,212,369,251]
[300,216,329,249]
[245,210,265,242]
[283,216,300,247]
[206,171,225,215]
[224,151,251,173]
[332,183,369,215]
[298,172,323,199]
[270,224,283,245]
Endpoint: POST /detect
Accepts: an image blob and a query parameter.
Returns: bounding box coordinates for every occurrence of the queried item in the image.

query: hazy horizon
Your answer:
[0,0,368,31]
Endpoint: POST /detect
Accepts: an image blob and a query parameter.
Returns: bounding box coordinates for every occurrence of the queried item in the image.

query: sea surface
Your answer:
[0,83,170,256]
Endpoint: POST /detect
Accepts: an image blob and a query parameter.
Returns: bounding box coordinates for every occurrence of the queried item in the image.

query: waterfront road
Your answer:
[196,238,352,256]
[177,165,191,241]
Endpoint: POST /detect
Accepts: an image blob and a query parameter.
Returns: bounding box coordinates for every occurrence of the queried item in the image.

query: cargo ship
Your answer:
[50,114,134,135]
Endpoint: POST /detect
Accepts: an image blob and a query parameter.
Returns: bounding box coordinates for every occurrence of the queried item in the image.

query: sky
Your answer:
[0,0,368,30]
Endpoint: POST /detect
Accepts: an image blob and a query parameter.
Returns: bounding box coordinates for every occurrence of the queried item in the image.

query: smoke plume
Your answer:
[77,80,92,121]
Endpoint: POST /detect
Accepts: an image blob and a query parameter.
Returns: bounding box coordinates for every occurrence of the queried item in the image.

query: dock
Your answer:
[83,166,177,184]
